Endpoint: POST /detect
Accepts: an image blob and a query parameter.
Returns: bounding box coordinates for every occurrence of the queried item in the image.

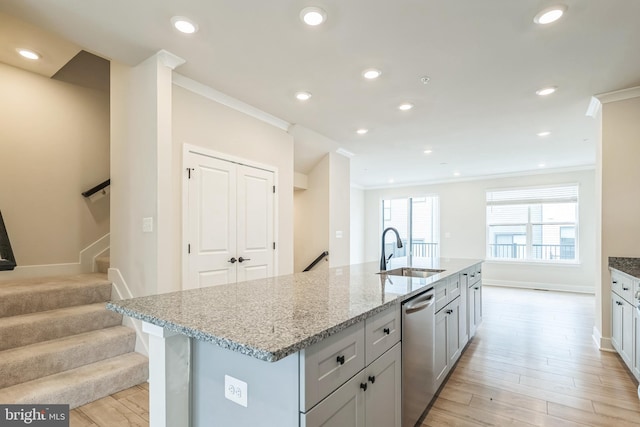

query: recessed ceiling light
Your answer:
[388,178,395,184]
[300,7,327,26]
[423,150,433,154]
[17,48,40,60]
[356,128,369,135]
[453,172,461,177]
[536,86,557,96]
[537,131,551,137]
[398,103,414,111]
[295,91,312,101]
[362,69,382,80]
[538,163,546,168]
[534,5,567,25]
[171,16,198,34]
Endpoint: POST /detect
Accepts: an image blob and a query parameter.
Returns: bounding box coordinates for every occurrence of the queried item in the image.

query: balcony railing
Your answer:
[488,243,575,260]
[384,241,439,258]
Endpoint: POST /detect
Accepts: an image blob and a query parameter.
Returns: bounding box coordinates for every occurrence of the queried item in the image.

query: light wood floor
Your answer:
[71,286,640,426]
[422,286,640,427]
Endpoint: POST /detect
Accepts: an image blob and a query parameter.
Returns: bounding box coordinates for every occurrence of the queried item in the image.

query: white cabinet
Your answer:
[610,269,638,377]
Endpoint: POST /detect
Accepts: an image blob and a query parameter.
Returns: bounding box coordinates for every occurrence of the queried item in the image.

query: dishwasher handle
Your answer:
[404,292,434,314]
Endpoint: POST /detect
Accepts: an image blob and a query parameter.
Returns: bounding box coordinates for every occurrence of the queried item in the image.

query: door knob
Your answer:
[228,257,237,264]
[238,257,251,263]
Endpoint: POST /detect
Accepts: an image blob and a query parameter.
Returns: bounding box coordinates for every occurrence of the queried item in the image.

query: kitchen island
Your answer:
[107,258,482,427]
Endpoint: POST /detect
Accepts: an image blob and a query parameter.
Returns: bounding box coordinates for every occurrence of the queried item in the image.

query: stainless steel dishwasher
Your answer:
[402,288,436,427]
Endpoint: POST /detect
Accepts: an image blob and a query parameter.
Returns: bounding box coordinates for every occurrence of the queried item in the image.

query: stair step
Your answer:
[0,273,111,318]
[0,352,149,409]
[0,303,123,351]
[95,257,110,274]
[0,326,135,389]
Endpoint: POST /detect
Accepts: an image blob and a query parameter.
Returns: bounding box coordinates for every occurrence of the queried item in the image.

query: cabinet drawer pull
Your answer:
[463,273,468,276]
[383,327,390,335]
[446,309,453,314]
[360,382,368,391]
[474,287,480,290]
[613,281,618,284]
[368,375,376,384]
[623,287,630,291]
[336,355,345,365]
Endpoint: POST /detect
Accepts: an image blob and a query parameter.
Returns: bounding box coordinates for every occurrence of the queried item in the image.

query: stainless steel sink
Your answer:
[378,267,445,278]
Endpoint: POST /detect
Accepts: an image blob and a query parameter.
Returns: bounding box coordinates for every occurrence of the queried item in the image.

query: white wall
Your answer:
[172,84,295,276]
[350,187,365,264]
[0,62,109,268]
[596,92,640,346]
[362,169,596,293]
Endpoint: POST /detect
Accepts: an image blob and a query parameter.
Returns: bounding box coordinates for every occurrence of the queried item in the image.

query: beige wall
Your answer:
[363,169,596,292]
[294,155,330,272]
[0,62,109,267]
[597,93,640,344]
[172,84,295,276]
[329,152,350,268]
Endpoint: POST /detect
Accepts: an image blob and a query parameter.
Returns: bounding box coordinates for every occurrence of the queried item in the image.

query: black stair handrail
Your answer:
[0,210,17,271]
[82,179,110,198]
[303,251,329,272]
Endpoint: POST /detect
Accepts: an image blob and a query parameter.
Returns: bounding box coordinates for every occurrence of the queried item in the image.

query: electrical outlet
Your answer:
[225,375,248,407]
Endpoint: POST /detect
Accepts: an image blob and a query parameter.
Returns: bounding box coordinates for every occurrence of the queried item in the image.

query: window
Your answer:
[382,196,440,259]
[486,185,578,262]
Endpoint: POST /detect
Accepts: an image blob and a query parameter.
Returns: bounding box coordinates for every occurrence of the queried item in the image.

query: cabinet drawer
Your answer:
[434,280,448,312]
[612,270,634,303]
[300,321,365,412]
[447,275,461,301]
[469,268,481,287]
[365,304,400,365]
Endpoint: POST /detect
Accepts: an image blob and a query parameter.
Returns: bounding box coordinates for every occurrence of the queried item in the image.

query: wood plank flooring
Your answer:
[422,286,640,427]
[71,286,640,426]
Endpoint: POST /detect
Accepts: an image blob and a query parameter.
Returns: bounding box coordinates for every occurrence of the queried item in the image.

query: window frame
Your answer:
[485,184,579,265]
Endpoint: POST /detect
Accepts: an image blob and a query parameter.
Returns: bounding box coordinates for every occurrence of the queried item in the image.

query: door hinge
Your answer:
[273,242,276,250]
[188,244,191,254]
[273,185,276,194]
[187,168,194,179]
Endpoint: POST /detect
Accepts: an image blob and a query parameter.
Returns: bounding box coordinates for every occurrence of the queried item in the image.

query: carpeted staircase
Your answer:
[0,274,148,408]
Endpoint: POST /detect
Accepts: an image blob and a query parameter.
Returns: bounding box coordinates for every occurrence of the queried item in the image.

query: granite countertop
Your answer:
[609,257,640,279]
[107,257,481,362]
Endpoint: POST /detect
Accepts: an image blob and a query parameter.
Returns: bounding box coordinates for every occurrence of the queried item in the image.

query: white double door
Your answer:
[186,151,275,289]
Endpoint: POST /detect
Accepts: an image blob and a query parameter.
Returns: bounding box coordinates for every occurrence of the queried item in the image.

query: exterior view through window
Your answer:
[486,184,578,262]
[382,196,440,260]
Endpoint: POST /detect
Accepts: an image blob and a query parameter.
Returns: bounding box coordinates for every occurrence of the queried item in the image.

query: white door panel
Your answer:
[237,165,274,283]
[186,150,274,289]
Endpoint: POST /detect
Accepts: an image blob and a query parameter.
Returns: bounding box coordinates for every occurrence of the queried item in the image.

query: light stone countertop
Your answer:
[107,257,482,362]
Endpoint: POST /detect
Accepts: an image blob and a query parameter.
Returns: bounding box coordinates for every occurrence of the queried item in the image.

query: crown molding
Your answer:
[172,73,290,131]
[156,49,185,70]
[595,85,640,104]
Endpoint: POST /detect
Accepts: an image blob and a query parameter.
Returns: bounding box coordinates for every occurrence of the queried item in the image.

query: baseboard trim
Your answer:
[80,233,110,273]
[109,267,150,357]
[0,263,83,281]
[592,326,615,352]
[483,279,594,294]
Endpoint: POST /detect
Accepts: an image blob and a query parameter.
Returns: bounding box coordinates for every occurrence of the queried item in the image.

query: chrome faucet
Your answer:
[380,227,403,271]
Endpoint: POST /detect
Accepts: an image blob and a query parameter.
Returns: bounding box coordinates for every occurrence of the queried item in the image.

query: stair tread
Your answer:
[0,273,109,292]
[0,303,123,351]
[0,326,135,389]
[0,352,149,407]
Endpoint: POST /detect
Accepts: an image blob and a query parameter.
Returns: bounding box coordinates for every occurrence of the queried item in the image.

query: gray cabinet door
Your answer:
[621,298,634,366]
[612,293,623,353]
[634,308,640,379]
[434,308,449,387]
[301,371,366,427]
[468,285,476,338]
[365,344,401,427]
[447,297,462,365]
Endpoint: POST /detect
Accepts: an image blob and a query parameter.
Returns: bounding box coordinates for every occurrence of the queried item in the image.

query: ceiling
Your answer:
[1,1,639,188]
